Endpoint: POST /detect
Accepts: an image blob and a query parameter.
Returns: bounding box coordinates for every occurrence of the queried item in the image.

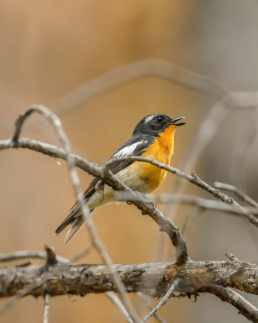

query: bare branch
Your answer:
[51,59,228,117]
[225,252,240,263]
[167,207,204,262]
[190,172,258,227]
[160,93,258,263]
[0,137,190,263]
[44,245,58,266]
[150,194,258,218]
[7,106,140,323]
[202,286,258,323]
[69,245,93,263]
[2,134,254,222]
[181,207,204,238]
[230,111,258,190]
[2,259,258,298]
[43,294,50,323]
[141,278,181,323]
[3,129,258,264]
[106,292,134,323]
[170,91,258,196]
[0,250,67,263]
[136,292,167,323]
[214,182,258,208]
[3,132,258,261]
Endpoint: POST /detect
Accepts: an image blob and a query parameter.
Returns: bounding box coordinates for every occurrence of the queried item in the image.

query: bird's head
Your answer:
[132,114,185,137]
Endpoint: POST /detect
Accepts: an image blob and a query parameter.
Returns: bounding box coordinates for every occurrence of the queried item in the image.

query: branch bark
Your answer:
[1,259,258,299]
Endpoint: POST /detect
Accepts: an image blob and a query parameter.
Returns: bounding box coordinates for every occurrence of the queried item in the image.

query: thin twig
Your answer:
[4,106,140,323]
[4,133,258,258]
[230,108,258,191]
[214,182,258,208]
[137,292,167,323]
[0,137,190,263]
[202,286,258,323]
[168,91,258,205]
[167,207,204,262]
[0,250,67,263]
[158,92,258,262]
[69,245,93,263]
[150,194,258,217]
[2,134,258,233]
[182,207,204,238]
[106,292,134,323]
[225,252,239,263]
[141,278,181,323]
[162,97,232,234]
[50,59,228,117]
[190,171,258,227]
[44,245,58,266]
[43,294,50,323]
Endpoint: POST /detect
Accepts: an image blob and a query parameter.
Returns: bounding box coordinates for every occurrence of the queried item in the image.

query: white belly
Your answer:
[87,165,150,210]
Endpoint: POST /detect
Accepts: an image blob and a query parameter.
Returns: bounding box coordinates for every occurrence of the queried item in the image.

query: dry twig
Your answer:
[106,292,134,323]
[141,278,181,323]
[43,294,50,323]
[2,259,258,298]
[0,250,67,263]
[214,182,258,208]
[51,59,228,117]
[2,104,258,321]
[4,106,140,323]
[150,194,258,218]
[136,292,167,323]
[202,286,258,323]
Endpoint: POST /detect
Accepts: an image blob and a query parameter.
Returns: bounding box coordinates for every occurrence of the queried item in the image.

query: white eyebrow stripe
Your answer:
[114,141,146,157]
[144,115,155,123]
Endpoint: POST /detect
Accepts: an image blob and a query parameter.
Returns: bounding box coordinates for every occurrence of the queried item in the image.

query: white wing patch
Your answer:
[114,142,145,157]
[144,114,156,123]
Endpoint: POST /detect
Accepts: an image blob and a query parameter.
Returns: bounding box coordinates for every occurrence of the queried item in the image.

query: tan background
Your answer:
[1,1,258,322]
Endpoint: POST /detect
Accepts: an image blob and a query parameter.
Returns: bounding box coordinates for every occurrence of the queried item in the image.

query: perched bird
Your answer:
[56,114,185,244]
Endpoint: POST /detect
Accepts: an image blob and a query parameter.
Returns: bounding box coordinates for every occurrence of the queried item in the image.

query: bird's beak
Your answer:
[171,117,186,126]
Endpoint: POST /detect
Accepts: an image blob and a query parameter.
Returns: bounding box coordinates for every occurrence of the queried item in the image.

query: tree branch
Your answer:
[214,182,258,209]
[0,250,67,263]
[150,194,258,218]
[43,294,50,323]
[51,59,228,117]
[7,106,140,323]
[202,286,258,323]
[0,136,190,263]
[1,259,258,298]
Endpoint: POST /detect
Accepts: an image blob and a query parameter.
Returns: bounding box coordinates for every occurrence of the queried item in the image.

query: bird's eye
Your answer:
[157,116,163,123]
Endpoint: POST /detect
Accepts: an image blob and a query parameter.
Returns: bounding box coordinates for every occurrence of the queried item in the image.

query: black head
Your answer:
[132,114,185,137]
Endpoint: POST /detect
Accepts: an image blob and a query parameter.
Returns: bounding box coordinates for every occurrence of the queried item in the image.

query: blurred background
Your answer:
[1,1,258,322]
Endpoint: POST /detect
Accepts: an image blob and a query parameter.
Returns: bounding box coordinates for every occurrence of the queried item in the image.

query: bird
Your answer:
[56,114,185,244]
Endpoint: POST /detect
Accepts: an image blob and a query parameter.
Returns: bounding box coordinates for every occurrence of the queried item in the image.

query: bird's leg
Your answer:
[126,191,148,206]
[95,180,105,202]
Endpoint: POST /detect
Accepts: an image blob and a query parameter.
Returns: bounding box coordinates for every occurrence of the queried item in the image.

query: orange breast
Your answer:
[133,124,177,192]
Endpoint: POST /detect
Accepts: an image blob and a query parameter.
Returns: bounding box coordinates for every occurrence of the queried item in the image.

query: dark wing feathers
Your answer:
[55,135,154,235]
[108,135,153,174]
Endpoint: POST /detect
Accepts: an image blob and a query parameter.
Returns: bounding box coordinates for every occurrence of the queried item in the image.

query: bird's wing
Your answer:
[55,135,153,235]
[108,135,153,174]
[83,134,153,199]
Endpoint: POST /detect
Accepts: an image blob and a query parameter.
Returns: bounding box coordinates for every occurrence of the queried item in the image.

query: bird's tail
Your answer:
[64,214,89,244]
[56,206,95,244]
